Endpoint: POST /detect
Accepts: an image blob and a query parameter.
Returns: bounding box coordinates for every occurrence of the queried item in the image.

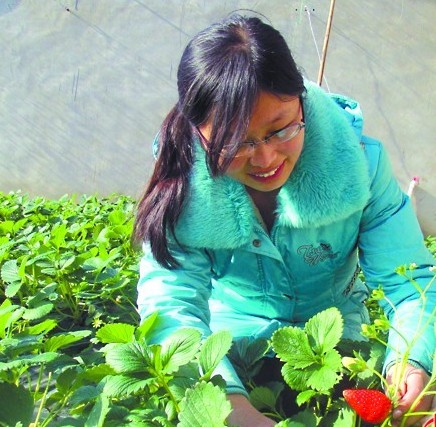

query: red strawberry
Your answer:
[343,389,392,424]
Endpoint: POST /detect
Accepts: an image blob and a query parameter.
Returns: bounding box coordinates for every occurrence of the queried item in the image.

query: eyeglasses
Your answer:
[196,106,305,159]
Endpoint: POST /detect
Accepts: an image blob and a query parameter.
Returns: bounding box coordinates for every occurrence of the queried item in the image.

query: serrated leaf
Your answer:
[105,342,152,373]
[307,364,340,391]
[281,363,311,391]
[0,352,60,371]
[305,307,343,354]
[59,254,76,271]
[5,281,22,298]
[177,382,231,427]
[84,394,110,427]
[26,318,58,335]
[96,323,135,343]
[102,374,154,397]
[77,364,116,383]
[272,326,315,367]
[45,330,91,352]
[0,383,33,426]
[227,337,269,383]
[249,386,280,411]
[0,302,21,338]
[275,420,306,427]
[321,405,355,427]
[0,334,42,356]
[56,367,80,394]
[236,338,270,365]
[69,385,100,407]
[161,329,202,375]
[1,259,20,283]
[323,349,342,371]
[23,302,54,320]
[281,408,318,426]
[169,376,197,401]
[135,311,159,341]
[108,210,126,225]
[82,256,107,271]
[296,389,317,406]
[0,220,14,234]
[165,399,178,421]
[199,330,232,379]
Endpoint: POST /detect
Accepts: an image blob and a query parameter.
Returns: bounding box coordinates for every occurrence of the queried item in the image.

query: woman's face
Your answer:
[198,91,304,192]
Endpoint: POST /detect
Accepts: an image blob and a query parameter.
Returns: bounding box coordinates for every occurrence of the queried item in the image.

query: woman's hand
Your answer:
[227,394,276,427]
[386,363,434,426]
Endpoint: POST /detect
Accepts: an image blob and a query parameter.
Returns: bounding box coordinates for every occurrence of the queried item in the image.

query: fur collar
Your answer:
[174,82,371,249]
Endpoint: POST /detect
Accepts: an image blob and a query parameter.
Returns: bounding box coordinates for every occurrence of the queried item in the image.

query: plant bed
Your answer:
[1,192,435,426]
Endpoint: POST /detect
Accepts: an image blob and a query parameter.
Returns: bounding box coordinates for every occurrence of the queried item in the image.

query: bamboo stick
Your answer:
[317,0,336,86]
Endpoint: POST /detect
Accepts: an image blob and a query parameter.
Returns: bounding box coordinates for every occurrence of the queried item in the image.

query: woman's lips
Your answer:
[248,161,285,182]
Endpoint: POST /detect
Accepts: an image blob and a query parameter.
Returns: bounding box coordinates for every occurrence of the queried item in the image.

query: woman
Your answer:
[134,14,435,427]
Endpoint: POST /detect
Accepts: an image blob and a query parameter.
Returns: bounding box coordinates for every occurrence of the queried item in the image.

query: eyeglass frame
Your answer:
[195,97,305,159]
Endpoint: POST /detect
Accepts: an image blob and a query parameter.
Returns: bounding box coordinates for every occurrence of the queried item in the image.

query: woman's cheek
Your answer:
[224,156,247,174]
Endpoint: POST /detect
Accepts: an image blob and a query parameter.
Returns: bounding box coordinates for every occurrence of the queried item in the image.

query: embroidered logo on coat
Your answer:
[297,243,338,265]
[343,265,360,296]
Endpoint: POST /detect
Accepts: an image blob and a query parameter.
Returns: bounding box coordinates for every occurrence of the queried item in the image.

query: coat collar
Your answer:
[174,82,371,249]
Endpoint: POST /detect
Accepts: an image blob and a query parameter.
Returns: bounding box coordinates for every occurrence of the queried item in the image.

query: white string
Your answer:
[304,6,331,92]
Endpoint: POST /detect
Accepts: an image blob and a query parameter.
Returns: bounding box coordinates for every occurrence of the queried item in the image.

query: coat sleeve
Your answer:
[137,241,248,396]
[358,138,436,374]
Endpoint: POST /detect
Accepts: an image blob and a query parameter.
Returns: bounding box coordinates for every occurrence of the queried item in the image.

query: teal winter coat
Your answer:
[137,82,435,395]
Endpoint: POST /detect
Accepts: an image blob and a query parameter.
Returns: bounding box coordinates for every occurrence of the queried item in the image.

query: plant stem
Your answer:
[33,371,52,426]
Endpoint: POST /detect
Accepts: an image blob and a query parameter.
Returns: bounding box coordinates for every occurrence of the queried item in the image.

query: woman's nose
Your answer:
[249,142,277,168]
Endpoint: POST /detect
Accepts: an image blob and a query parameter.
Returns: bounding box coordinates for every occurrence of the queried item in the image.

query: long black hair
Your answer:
[134,14,305,268]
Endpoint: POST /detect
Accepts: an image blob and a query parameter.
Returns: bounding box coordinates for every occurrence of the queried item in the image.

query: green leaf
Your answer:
[281,363,311,391]
[1,259,20,284]
[198,330,232,379]
[0,352,60,371]
[307,364,340,391]
[169,376,197,401]
[69,385,100,408]
[135,311,159,341]
[0,383,33,427]
[295,389,317,406]
[5,281,22,298]
[77,364,116,383]
[84,394,110,427]
[102,374,155,397]
[272,326,315,368]
[0,301,20,338]
[280,409,319,426]
[177,382,231,427]
[23,302,54,320]
[96,323,136,343]
[44,330,91,352]
[108,210,126,225]
[26,318,58,335]
[59,254,76,271]
[323,349,342,371]
[230,337,270,366]
[0,220,14,234]
[249,386,280,411]
[305,307,343,354]
[0,334,42,356]
[321,405,355,427]
[161,329,202,375]
[227,337,270,383]
[105,342,152,373]
[82,256,107,272]
[275,421,306,427]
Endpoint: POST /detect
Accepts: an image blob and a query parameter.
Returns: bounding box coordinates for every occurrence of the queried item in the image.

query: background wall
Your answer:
[1,0,435,234]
